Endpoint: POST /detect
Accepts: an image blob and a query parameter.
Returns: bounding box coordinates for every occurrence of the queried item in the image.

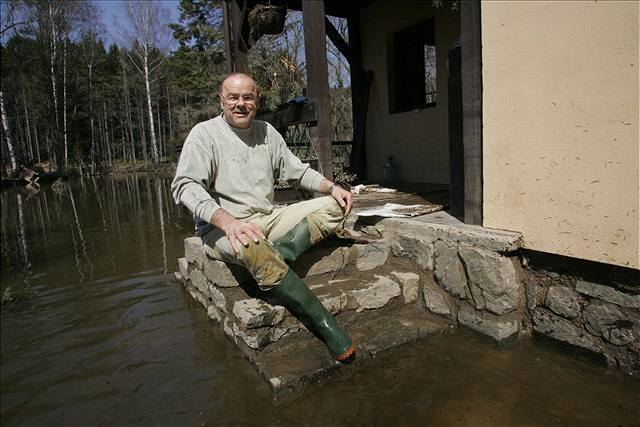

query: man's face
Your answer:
[220,75,259,129]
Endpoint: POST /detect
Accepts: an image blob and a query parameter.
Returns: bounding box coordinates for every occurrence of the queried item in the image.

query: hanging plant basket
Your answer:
[248,4,287,40]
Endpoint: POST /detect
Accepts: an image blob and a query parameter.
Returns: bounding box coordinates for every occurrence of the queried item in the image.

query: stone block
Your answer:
[391,271,421,303]
[202,255,242,288]
[269,377,282,391]
[422,276,452,316]
[194,290,208,308]
[178,257,190,278]
[584,302,637,346]
[223,317,237,343]
[207,305,223,323]
[533,308,602,353]
[356,243,390,271]
[233,299,286,329]
[233,323,271,349]
[189,268,210,298]
[434,240,468,299]
[306,247,348,276]
[523,277,546,311]
[391,235,434,271]
[380,216,522,252]
[208,284,227,313]
[576,280,640,308]
[318,291,349,315]
[184,237,204,268]
[545,286,583,319]
[270,319,300,344]
[458,244,523,315]
[351,275,401,312]
[359,225,384,237]
[458,306,519,341]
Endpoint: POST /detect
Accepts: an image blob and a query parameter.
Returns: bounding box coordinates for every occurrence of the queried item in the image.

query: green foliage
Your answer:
[169,0,224,52]
[167,0,226,142]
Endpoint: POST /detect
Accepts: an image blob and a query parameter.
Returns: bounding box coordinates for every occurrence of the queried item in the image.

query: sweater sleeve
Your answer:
[271,126,325,192]
[171,128,221,223]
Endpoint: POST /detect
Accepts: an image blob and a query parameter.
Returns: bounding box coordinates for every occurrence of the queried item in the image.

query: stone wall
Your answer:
[523,269,640,376]
[353,216,640,376]
[354,217,526,342]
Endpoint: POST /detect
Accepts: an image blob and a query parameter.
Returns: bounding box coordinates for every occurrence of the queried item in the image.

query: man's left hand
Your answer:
[331,186,353,215]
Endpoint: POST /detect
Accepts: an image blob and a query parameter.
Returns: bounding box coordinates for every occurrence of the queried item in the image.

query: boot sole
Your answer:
[334,343,356,362]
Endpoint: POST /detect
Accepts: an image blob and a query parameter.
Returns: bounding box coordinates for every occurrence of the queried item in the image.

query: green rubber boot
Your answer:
[271,268,355,361]
[272,218,314,263]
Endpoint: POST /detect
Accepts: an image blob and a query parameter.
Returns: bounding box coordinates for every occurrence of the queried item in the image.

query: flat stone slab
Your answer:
[347,203,523,253]
[250,303,448,394]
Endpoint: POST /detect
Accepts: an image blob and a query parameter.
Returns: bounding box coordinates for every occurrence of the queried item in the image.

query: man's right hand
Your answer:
[211,209,265,254]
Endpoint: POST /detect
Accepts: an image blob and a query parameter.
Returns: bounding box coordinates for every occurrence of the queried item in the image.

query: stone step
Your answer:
[179,256,426,351]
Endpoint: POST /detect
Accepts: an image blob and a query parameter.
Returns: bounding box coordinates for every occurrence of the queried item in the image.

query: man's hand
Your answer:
[319,179,353,215]
[330,185,353,215]
[211,209,265,254]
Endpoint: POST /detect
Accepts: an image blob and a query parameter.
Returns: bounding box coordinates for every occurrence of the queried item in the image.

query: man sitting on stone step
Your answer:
[171,72,356,362]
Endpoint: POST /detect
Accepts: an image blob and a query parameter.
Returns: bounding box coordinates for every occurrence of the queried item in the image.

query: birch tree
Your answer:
[79,30,98,169]
[122,0,169,165]
[0,91,18,174]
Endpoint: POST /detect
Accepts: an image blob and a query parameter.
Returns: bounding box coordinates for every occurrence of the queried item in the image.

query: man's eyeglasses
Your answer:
[220,94,257,106]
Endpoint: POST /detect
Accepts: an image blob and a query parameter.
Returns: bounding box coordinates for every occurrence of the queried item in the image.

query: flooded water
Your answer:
[1,175,638,426]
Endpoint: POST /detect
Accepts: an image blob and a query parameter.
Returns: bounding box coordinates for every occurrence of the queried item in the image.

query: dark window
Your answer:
[389,19,437,114]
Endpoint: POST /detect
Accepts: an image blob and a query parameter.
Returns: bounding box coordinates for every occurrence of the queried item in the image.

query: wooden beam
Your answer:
[223,0,249,73]
[302,0,332,179]
[347,12,368,180]
[222,0,234,73]
[255,103,316,129]
[324,17,353,66]
[461,0,483,225]
[350,71,371,180]
[285,0,373,18]
[448,44,464,217]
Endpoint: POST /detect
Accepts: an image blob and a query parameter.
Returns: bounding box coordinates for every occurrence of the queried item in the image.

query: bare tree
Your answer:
[0,0,32,39]
[79,30,98,170]
[20,0,96,171]
[0,91,18,174]
[121,0,170,165]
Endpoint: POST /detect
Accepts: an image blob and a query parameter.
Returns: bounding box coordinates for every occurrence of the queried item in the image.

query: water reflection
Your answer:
[0,174,192,297]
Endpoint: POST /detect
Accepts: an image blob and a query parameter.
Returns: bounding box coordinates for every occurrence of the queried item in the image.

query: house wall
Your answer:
[481,1,639,268]
[359,2,460,184]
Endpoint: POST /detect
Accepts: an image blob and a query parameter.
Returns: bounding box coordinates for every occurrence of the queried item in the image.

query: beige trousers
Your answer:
[200,196,345,289]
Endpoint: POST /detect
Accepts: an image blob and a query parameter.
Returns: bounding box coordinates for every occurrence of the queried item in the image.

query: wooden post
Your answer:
[302,0,332,179]
[347,12,367,180]
[223,0,249,73]
[461,0,483,225]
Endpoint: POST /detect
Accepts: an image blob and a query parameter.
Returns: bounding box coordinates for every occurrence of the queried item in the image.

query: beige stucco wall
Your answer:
[360,2,459,183]
[482,1,639,268]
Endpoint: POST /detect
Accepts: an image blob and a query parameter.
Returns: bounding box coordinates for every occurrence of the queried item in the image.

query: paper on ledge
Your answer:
[356,203,443,218]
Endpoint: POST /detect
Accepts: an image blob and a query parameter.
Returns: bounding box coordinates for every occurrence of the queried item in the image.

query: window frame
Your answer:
[388,18,437,114]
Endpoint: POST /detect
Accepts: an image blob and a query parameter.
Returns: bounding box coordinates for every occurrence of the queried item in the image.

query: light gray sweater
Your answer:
[171,115,325,232]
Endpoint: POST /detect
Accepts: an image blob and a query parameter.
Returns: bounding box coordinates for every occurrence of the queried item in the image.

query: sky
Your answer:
[93,0,181,49]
